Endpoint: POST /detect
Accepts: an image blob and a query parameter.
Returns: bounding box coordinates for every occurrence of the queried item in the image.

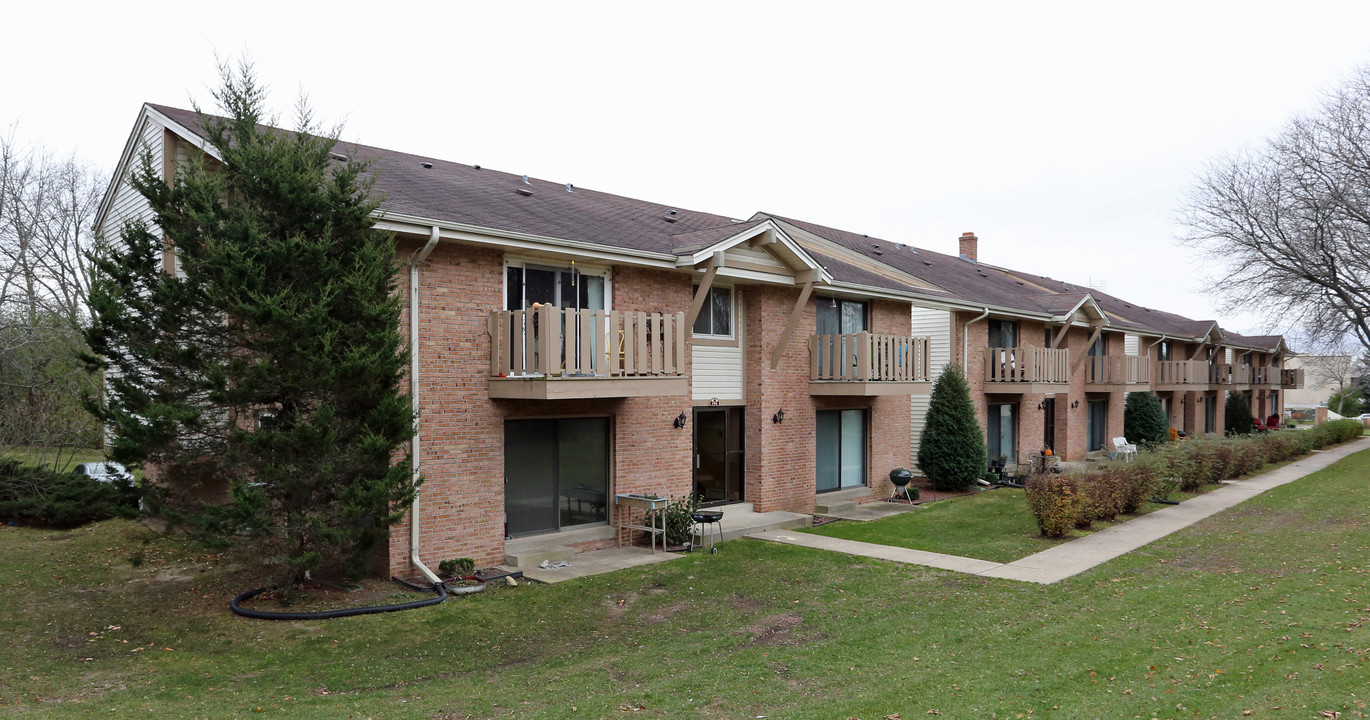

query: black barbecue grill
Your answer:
[690,510,724,553]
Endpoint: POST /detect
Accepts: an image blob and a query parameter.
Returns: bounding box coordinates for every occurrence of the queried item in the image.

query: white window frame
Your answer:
[503,256,612,311]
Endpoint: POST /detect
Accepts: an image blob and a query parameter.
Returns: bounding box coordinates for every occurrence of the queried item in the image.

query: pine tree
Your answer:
[1122,391,1168,446]
[83,60,415,584]
[917,364,987,491]
[1224,391,1254,436]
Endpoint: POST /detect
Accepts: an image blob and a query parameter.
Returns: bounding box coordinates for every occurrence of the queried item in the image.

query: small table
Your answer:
[614,493,669,553]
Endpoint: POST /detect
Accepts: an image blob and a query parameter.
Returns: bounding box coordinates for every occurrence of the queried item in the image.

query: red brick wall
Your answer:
[390,237,694,575]
[742,285,815,514]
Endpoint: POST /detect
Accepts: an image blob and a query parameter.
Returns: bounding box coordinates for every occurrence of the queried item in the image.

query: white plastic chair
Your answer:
[1111,437,1137,463]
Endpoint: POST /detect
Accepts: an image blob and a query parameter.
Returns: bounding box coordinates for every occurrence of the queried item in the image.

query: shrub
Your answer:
[1225,392,1254,436]
[644,493,700,547]
[916,364,987,492]
[438,558,475,578]
[1099,461,1159,514]
[1079,473,1125,525]
[1123,391,1169,446]
[0,459,139,528]
[1024,474,1086,538]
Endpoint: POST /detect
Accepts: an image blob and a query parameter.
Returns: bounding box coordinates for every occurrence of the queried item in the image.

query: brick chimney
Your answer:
[959,231,978,262]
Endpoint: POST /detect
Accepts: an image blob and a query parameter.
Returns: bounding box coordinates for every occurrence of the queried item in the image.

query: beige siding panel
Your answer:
[100,119,164,242]
[725,245,786,269]
[691,344,744,402]
[1125,334,1139,356]
[909,307,953,462]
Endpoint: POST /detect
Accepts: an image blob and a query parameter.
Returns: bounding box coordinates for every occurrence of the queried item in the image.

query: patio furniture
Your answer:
[1111,437,1137,463]
[614,493,670,553]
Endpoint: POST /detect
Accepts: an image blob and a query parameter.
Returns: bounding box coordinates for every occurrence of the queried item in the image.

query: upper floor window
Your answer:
[1158,340,1171,362]
[988,319,1018,348]
[692,285,733,338]
[1088,334,1107,357]
[505,261,607,312]
[817,298,866,335]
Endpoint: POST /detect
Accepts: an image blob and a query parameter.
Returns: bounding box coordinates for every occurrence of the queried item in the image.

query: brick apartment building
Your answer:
[96,104,1303,578]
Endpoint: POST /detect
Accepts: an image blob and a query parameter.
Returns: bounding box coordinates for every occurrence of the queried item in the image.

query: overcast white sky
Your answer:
[7,1,1370,341]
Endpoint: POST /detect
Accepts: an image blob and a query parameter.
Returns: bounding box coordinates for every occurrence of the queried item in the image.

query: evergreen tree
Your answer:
[83,60,415,584]
[1122,391,1168,446]
[916,364,987,491]
[1224,391,1254,435]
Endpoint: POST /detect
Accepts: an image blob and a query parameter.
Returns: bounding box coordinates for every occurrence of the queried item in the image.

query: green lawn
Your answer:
[805,487,1068,562]
[2,447,1368,718]
[2,445,106,472]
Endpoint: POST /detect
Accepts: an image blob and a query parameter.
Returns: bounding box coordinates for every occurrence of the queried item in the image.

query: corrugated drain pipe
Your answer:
[408,226,442,586]
[962,308,991,376]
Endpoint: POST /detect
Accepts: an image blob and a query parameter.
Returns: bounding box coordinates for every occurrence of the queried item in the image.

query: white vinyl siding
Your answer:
[909,307,954,462]
[691,344,743,402]
[1124,334,1140,356]
[100,119,163,243]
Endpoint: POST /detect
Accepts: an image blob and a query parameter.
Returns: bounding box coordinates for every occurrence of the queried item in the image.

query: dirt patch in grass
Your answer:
[727,593,764,611]
[604,591,638,619]
[746,613,803,646]
[645,600,691,623]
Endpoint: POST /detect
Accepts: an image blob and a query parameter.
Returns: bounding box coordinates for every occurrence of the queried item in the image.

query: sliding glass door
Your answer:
[505,418,609,537]
[817,409,867,492]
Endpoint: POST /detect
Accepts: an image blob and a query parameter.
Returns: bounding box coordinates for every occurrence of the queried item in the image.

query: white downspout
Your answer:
[961,308,991,376]
[409,226,442,585]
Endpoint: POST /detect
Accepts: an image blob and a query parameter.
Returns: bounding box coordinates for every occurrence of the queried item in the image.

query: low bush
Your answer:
[1024,474,1086,538]
[0,459,139,528]
[1078,473,1125,526]
[644,493,701,547]
[1101,462,1159,514]
[438,558,475,578]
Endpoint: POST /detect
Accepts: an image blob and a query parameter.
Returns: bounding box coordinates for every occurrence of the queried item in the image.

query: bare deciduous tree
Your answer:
[1182,65,1370,354]
[0,127,105,466]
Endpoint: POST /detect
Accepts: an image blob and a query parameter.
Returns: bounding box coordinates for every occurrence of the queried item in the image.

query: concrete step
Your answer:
[503,543,574,569]
[813,499,857,514]
[700,503,810,545]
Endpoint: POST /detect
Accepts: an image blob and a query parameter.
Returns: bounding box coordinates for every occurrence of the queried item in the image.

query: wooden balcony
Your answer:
[487,307,688,400]
[1208,363,1251,388]
[983,346,1069,393]
[1152,360,1211,391]
[1251,365,1282,388]
[1083,355,1151,391]
[1281,367,1305,389]
[809,333,932,396]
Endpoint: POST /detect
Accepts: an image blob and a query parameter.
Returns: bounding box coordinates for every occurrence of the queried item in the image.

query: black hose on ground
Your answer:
[1149,498,1181,505]
[230,576,448,620]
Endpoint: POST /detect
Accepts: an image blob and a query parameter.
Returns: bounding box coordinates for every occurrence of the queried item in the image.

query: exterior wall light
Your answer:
[773,409,785,424]
[673,412,688,429]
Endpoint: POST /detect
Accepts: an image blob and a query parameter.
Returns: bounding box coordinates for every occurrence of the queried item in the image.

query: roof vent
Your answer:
[328,152,348,162]
[923,260,932,266]
[565,183,574,192]
[516,187,534,197]
[473,164,481,170]
[522,175,531,184]
[420,161,433,169]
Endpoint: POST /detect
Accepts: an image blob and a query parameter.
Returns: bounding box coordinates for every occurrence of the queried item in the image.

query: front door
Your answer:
[693,407,744,506]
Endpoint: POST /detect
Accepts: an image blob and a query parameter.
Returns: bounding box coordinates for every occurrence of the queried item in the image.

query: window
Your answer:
[817,298,867,376]
[1086,399,1108,452]
[1088,335,1107,357]
[816,409,866,492]
[692,285,733,337]
[817,298,866,335]
[987,403,1017,460]
[505,418,610,537]
[988,319,1018,348]
[1158,341,1171,362]
[506,261,607,311]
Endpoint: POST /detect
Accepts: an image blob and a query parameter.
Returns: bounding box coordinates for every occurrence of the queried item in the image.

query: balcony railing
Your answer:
[1281,367,1305,388]
[810,333,931,382]
[488,307,686,379]
[1084,355,1151,386]
[1251,365,1281,386]
[1153,360,1210,386]
[984,346,1069,385]
[1208,363,1251,386]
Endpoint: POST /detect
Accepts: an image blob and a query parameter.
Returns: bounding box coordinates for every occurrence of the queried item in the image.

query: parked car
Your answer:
[72,462,134,484]
[1357,413,1370,420]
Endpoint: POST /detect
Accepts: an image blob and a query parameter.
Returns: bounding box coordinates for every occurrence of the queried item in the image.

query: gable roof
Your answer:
[107,103,1289,349]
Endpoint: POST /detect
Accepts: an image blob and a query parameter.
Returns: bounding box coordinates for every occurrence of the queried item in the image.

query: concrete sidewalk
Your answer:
[748,437,1370,584]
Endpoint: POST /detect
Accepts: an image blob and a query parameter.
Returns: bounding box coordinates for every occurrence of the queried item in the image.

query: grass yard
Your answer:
[1,447,1368,719]
[805,487,1065,562]
[1,446,106,472]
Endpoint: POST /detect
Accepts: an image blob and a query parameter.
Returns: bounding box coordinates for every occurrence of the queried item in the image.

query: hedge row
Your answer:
[1024,420,1363,537]
[0,459,140,528]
